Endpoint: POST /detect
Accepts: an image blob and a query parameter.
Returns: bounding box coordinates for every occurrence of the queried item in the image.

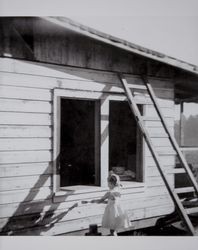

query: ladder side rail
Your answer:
[138,120,195,235]
[142,77,198,194]
[119,73,195,235]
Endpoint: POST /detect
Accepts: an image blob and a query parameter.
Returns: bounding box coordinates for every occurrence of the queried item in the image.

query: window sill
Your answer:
[59,185,108,194]
[52,182,145,203]
[121,181,145,189]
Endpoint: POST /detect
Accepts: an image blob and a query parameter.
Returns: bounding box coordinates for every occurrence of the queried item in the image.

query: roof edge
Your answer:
[42,16,198,75]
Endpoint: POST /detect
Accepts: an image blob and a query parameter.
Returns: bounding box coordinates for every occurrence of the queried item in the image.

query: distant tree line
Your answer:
[175,115,198,147]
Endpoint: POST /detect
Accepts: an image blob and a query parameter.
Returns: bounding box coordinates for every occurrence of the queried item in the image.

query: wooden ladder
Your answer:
[118,73,198,235]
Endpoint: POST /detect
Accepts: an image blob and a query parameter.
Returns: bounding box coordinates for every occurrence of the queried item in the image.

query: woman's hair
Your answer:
[108,174,120,187]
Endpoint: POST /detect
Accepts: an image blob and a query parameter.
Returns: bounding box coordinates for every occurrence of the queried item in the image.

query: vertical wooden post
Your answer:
[135,104,145,182]
[179,101,184,147]
[53,91,61,192]
[100,98,109,187]
[94,101,100,186]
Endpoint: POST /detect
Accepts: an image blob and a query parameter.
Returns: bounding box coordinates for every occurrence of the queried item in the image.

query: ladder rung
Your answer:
[134,97,153,105]
[158,150,177,156]
[169,168,186,174]
[150,133,168,138]
[120,74,198,235]
[127,84,147,90]
[186,207,198,215]
[175,187,195,194]
[141,116,160,121]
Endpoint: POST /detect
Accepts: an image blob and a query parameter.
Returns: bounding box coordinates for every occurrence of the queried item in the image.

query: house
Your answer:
[0,17,198,235]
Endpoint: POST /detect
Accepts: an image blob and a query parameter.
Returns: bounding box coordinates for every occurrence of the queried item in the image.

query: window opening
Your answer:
[60,98,98,186]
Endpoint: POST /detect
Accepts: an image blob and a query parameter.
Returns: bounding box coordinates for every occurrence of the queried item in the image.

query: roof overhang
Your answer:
[42,17,198,76]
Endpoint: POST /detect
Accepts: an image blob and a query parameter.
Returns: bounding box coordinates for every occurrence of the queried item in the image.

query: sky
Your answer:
[0,0,198,65]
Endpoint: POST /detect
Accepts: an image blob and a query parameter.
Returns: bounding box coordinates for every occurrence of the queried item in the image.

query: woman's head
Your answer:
[107,173,120,188]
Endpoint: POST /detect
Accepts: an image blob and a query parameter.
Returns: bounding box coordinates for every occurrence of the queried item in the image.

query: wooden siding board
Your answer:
[0,175,51,191]
[0,150,51,164]
[0,70,174,90]
[0,58,176,235]
[0,200,52,218]
[0,188,52,205]
[0,187,170,218]
[146,155,175,167]
[0,112,51,125]
[0,162,52,178]
[0,204,174,235]
[146,106,174,118]
[0,138,52,151]
[0,85,51,101]
[0,194,172,232]
[147,166,174,177]
[0,99,51,113]
[0,125,52,138]
[0,58,174,89]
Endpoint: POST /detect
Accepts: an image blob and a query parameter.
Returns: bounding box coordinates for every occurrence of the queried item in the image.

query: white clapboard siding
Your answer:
[0,72,122,93]
[53,186,145,204]
[145,119,174,128]
[0,198,53,218]
[0,58,176,235]
[145,204,174,218]
[0,71,174,99]
[0,60,174,106]
[134,88,173,101]
[151,98,173,108]
[0,99,51,113]
[149,138,173,147]
[0,125,52,138]
[0,85,51,101]
[0,162,52,178]
[0,175,51,191]
[146,155,175,167]
[10,215,103,235]
[0,150,51,164]
[146,106,174,118]
[147,126,169,134]
[147,165,174,177]
[146,175,173,187]
[5,204,174,236]
[0,205,104,231]
[145,186,170,196]
[0,71,59,89]
[123,195,172,211]
[0,138,52,151]
[0,194,171,231]
[0,187,170,218]
[0,187,52,204]
[0,112,51,125]
[0,58,173,86]
[145,146,176,156]
[0,196,172,228]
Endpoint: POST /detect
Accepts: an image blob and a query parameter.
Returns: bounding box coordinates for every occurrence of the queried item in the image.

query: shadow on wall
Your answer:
[0,164,79,235]
[0,82,112,236]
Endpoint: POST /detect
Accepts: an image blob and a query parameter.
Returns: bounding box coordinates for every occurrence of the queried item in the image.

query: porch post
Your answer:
[179,101,184,147]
